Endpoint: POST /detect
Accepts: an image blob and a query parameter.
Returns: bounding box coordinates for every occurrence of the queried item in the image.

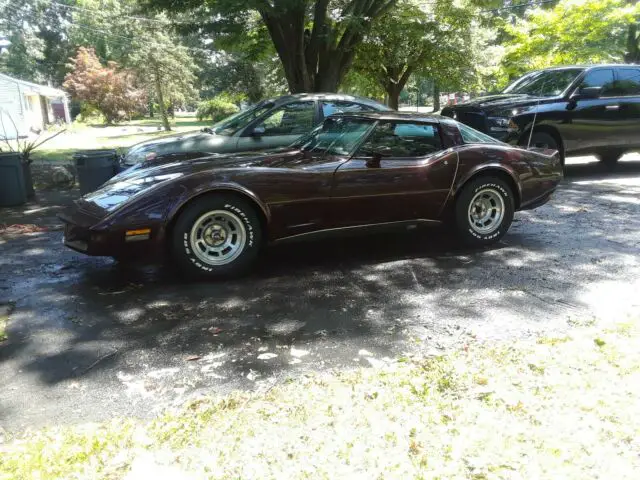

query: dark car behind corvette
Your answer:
[59,112,562,278]
[442,64,640,167]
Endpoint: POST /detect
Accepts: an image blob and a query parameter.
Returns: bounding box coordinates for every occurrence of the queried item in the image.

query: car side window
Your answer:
[613,68,640,96]
[355,121,442,158]
[321,101,373,117]
[579,69,616,97]
[255,101,316,136]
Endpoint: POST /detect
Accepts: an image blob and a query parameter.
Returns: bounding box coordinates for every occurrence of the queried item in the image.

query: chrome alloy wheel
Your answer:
[189,210,246,266]
[467,188,505,234]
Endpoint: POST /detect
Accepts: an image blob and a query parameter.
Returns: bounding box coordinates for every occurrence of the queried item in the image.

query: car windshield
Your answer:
[291,117,373,156]
[502,68,584,97]
[211,102,273,136]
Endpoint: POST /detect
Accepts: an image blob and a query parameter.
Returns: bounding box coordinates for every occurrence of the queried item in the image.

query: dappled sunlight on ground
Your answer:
[0,160,640,430]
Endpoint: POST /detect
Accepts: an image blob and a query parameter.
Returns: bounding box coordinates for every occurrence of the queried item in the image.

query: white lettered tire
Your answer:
[171,194,263,278]
[455,176,514,246]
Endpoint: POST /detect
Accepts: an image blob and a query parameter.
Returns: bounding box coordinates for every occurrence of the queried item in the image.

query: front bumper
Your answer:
[58,211,163,258]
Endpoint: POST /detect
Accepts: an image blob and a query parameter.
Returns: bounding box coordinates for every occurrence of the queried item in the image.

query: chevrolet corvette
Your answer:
[59,112,563,278]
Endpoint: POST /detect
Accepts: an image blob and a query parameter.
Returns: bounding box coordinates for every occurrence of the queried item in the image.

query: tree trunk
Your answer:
[433,82,440,113]
[384,65,413,111]
[624,23,640,63]
[153,65,171,132]
[259,0,396,93]
[386,85,401,110]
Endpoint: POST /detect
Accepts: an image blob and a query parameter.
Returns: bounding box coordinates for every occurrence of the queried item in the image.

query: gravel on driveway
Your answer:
[1,157,639,431]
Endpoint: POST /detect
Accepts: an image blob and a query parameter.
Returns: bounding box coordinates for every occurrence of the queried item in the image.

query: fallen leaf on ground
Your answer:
[0,224,49,235]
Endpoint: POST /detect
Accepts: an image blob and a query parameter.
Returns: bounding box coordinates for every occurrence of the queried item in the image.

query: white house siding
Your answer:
[0,74,26,139]
[0,73,70,139]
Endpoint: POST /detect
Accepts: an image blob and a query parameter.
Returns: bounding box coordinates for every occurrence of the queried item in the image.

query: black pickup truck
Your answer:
[441,65,640,167]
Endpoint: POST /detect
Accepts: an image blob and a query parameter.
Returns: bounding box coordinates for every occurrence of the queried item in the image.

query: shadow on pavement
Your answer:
[0,159,639,428]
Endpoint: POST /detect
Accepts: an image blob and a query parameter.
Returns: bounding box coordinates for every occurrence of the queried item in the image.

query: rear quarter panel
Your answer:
[452,145,562,210]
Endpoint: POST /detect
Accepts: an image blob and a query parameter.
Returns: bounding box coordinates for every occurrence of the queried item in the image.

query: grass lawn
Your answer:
[1,315,638,479]
[27,115,210,164]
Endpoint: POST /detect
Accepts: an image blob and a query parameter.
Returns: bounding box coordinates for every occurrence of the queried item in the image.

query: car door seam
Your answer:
[437,151,460,219]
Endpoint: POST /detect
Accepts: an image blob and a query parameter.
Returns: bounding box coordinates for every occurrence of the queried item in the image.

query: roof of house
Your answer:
[0,72,67,98]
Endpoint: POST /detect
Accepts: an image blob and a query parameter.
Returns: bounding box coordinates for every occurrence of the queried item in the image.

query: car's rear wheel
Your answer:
[520,131,564,167]
[455,176,515,246]
[597,149,624,168]
[171,194,263,278]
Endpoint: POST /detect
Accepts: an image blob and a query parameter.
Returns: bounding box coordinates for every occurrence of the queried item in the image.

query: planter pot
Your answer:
[0,152,27,206]
[23,161,35,198]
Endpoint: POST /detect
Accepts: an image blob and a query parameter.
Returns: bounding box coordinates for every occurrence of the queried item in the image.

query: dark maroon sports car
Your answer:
[59,112,563,278]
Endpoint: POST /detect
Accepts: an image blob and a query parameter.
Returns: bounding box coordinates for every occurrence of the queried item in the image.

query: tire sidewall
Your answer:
[456,177,515,245]
[172,195,262,277]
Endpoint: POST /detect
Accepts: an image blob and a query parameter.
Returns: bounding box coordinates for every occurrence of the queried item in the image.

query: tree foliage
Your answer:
[63,47,147,124]
[143,0,397,93]
[196,96,240,121]
[66,0,198,130]
[0,0,73,85]
[352,0,477,109]
[502,0,640,79]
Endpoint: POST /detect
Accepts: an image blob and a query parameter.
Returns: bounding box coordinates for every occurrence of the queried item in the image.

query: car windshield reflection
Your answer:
[503,68,584,97]
[211,103,273,136]
[293,118,373,156]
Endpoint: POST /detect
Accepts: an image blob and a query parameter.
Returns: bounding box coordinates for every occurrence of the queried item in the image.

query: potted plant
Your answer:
[0,112,64,201]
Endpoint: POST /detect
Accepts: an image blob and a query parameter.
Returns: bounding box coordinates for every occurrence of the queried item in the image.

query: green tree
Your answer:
[502,0,640,79]
[68,0,198,130]
[352,0,476,110]
[143,0,397,93]
[127,22,198,131]
[0,0,73,85]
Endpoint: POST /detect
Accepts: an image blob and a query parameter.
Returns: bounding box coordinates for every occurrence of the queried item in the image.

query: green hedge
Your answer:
[196,97,240,122]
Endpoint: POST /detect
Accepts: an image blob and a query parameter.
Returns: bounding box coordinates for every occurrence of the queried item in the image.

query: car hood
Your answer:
[125,129,228,158]
[79,149,311,216]
[117,148,309,180]
[447,94,554,114]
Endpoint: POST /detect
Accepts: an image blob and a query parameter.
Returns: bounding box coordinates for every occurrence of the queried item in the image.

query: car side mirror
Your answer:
[574,86,602,100]
[371,146,393,158]
[251,126,266,137]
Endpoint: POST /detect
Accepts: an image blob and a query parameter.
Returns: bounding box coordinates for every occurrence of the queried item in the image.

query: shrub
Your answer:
[196,97,240,122]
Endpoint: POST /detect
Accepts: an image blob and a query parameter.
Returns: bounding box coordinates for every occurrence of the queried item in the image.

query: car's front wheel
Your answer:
[455,176,515,246]
[171,194,263,278]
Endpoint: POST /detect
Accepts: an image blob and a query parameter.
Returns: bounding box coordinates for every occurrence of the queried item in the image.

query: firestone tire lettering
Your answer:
[171,194,263,278]
[454,176,515,247]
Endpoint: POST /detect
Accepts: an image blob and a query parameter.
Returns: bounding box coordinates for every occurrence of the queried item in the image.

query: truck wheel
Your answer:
[597,149,623,169]
[520,132,564,167]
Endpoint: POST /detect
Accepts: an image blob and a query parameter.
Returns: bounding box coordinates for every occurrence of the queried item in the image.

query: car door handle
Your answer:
[605,105,620,111]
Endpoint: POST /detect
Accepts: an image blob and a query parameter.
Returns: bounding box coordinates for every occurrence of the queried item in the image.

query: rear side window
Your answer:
[614,69,640,96]
[457,123,503,145]
[579,69,616,96]
[355,121,442,157]
[321,101,373,117]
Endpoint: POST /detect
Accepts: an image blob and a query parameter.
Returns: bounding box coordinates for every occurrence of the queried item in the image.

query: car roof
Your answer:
[265,92,391,110]
[536,64,638,72]
[328,111,444,123]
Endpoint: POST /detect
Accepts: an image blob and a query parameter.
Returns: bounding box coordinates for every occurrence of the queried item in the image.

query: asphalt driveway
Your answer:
[1,157,640,431]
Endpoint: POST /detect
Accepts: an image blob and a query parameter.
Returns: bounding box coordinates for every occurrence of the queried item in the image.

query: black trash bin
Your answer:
[73,149,119,195]
[0,152,27,206]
